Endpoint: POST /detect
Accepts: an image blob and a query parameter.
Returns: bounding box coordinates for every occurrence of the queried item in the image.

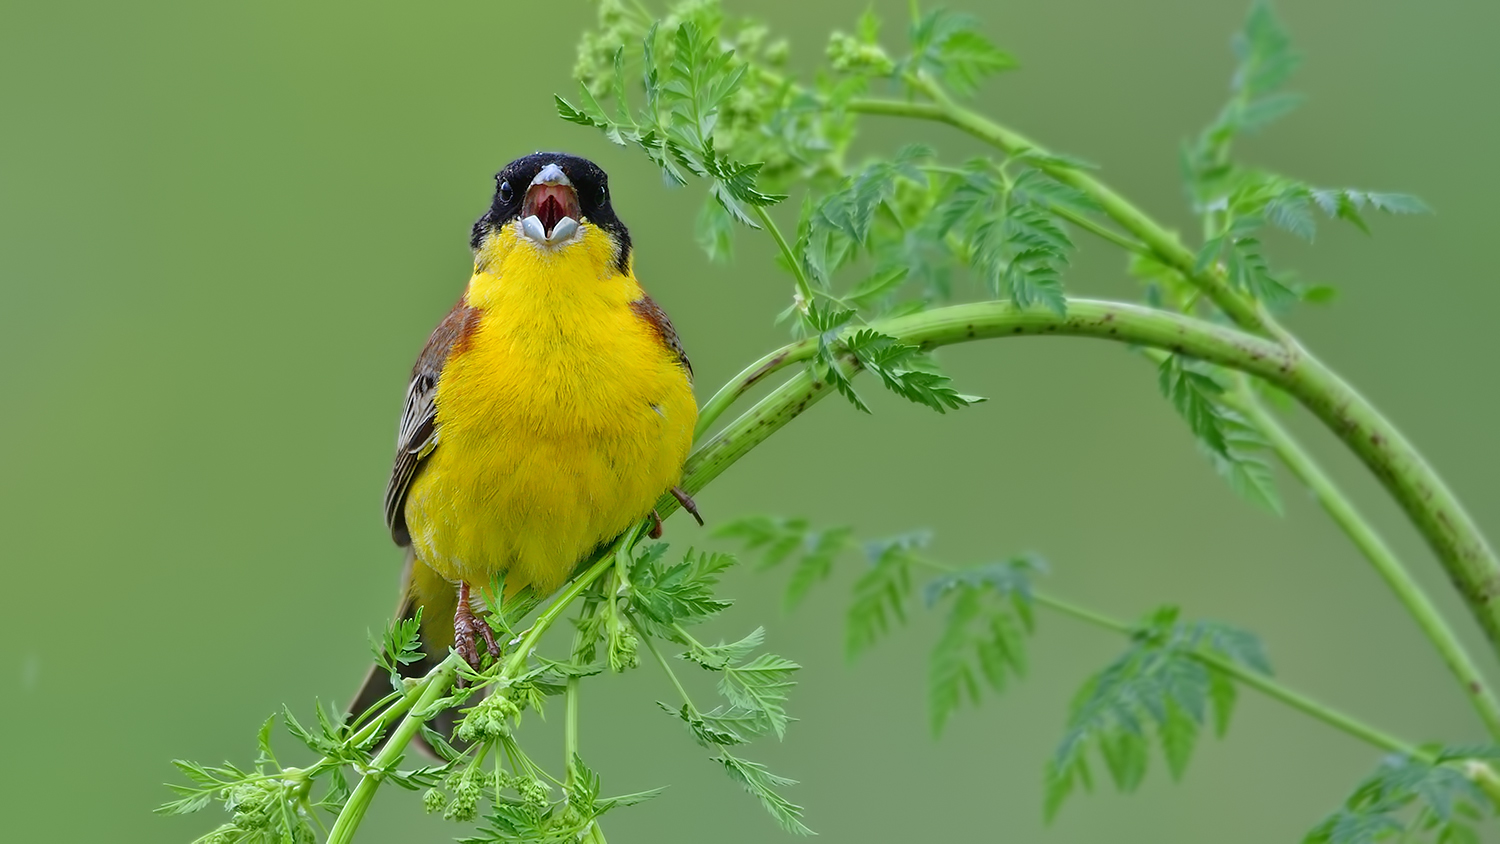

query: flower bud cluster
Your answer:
[827,32,895,75]
[455,692,520,744]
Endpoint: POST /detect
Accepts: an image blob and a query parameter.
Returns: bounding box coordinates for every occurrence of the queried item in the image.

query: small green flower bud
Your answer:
[826,32,894,75]
[520,777,551,811]
[422,788,446,814]
[455,692,520,743]
[608,627,640,672]
[443,768,483,822]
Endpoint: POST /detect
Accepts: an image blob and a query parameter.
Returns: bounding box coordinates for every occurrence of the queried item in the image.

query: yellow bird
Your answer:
[355,153,700,703]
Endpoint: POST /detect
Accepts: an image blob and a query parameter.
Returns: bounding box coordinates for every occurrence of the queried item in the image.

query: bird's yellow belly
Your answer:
[402,300,696,596]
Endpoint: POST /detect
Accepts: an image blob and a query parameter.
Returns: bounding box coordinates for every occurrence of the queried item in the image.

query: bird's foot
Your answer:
[671,486,704,526]
[454,581,502,673]
[648,508,664,539]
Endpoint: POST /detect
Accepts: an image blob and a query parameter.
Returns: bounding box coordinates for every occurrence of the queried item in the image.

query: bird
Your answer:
[352,152,701,717]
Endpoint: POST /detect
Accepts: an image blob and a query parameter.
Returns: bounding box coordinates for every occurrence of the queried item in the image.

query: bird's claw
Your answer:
[454,582,502,674]
[671,486,704,526]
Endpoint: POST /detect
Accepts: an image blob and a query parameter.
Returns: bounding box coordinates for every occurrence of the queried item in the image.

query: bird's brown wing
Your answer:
[630,294,692,380]
[384,300,481,546]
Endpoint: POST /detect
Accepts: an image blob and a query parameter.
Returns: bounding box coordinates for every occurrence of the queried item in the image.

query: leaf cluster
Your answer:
[1157,354,1282,513]
[622,545,812,835]
[457,755,662,844]
[925,556,1043,735]
[1177,2,1430,314]
[1045,606,1272,819]
[560,8,802,225]
[714,514,854,609]
[1304,749,1498,844]
[158,702,437,844]
[719,519,1046,735]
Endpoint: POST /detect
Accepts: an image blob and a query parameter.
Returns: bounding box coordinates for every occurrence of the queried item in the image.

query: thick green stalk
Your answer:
[1227,391,1500,738]
[670,299,1500,653]
[847,82,1500,657]
[327,654,462,844]
[695,343,808,440]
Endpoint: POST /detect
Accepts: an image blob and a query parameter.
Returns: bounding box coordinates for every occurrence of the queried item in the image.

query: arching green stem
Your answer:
[1226,391,1500,738]
[668,299,1500,657]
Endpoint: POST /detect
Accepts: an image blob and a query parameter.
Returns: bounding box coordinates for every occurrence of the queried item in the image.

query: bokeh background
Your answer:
[4,0,1498,840]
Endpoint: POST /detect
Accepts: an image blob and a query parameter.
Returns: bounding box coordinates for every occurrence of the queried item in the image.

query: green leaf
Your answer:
[370,608,425,682]
[630,546,736,628]
[842,328,985,413]
[1311,188,1432,234]
[1157,356,1283,514]
[660,701,754,747]
[1046,609,1269,817]
[786,527,853,609]
[846,267,910,307]
[715,515,856,608]
[696,199,736,263]
[1304,751,1494,844]
[1235,1,1300,98]
[1204,412,1284,515]
[1009,168,1103,213]
[906,9,1015,96]
[1158,700,1198,781]
[720,653,801,739]
[1184,2,1302,204]
[1265,185,1316,241]
[926,561,1037,736]
[1158,356,1230,455]
[815,146,933,249]
[683,626,766,671]
[941,165,1075,314]
[846,532,926,658]
[715,753,814,835]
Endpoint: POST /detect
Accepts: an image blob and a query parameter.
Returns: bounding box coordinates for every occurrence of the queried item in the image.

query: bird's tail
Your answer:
[349,549,463,755]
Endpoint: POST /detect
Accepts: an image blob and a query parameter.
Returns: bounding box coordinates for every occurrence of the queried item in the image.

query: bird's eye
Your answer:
[498,181,514,203]
[599,184,609,204]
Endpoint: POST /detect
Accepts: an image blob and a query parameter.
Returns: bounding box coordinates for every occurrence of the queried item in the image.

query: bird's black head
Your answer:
[470,152,632,275]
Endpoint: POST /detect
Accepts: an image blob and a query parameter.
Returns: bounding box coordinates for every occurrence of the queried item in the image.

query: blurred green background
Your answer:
[4,0,1498,840]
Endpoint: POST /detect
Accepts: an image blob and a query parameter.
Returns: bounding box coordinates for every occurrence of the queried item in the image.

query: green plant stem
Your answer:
[565,645,585,781]
[565,678,582,769]
[327,526,646,843]
[849,77,1500,656]
[642,631,696,712]
[1052,205,1150,255]
[695,343,809,438]
[327,654,462,844]
[674,301,1500,664]
[504,523,645,679]
[752,204,814,307]
[1030,592,1132,635]
[1226,390,1500,739]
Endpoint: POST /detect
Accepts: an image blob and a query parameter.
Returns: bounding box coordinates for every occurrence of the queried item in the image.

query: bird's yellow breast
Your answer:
[402,222,696,595]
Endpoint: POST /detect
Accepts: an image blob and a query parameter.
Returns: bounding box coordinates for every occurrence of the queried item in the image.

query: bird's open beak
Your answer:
[520,163,582,246]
